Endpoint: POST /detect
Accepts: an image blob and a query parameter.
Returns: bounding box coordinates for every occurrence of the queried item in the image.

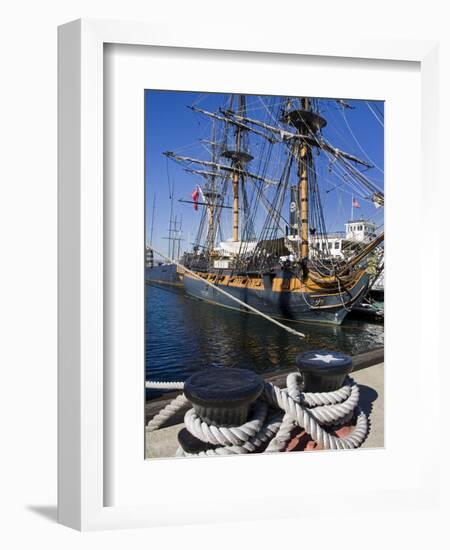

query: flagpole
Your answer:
[351,195,354,221]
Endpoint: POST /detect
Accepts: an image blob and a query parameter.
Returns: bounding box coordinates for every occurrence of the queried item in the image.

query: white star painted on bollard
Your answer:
[310,353,340,364]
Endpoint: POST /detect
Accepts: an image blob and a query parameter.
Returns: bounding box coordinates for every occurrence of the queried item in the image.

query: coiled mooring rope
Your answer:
[146,372,368,456]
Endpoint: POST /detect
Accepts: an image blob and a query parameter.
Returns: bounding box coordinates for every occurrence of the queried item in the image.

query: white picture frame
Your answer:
[58,18,441,531]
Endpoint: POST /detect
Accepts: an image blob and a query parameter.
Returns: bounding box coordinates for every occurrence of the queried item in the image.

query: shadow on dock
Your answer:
[357,384,379,417]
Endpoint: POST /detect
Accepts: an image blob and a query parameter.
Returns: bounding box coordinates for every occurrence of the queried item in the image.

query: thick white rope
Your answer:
[263,382,368,450]
[146,372,368,454]
[146,380,185,390]
[148,245,305,339]
[265,413,297,452]
[184,401,268,446]
[265,375,362,452]
[177,411,285,457]
[287,377,361,426]
[147,394,190,432]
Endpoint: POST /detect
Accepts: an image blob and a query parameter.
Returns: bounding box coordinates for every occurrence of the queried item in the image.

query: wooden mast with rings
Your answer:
[281,98,327,277]
[221,95,253,242]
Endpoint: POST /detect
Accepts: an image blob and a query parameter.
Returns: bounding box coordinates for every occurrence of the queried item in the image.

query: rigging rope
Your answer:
[341,106,384,175]
[365,100,384,128]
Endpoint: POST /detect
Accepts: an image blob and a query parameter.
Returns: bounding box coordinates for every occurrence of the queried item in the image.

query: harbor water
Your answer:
[145,284,383,399]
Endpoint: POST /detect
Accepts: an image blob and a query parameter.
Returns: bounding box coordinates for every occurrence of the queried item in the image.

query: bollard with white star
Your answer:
[309,353,341,364]
[295,349,353,392]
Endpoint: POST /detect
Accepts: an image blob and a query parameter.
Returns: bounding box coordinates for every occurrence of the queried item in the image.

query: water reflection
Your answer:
[145,285,383,398]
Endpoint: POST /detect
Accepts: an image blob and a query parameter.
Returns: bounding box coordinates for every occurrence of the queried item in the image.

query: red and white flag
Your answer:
[191,186,200,210]
[352,197,361,208]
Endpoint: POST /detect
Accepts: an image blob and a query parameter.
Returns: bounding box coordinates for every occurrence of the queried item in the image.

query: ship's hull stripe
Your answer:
[183,272,369,325]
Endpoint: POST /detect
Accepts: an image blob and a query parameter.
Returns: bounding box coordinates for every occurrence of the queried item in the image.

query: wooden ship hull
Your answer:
[182,268,369,325]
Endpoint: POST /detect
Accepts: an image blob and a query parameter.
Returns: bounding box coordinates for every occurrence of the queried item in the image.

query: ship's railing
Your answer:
[310,231,346,240]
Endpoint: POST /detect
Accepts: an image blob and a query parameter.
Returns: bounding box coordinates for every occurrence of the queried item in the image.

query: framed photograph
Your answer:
[58,18,440,530]
[144,89,385,461]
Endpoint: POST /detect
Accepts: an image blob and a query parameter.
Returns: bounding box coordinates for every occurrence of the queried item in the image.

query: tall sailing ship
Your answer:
[165,94,384,325]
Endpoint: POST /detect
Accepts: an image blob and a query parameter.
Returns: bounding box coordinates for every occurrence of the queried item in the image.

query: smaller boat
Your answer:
[368,270,384,301]
[349,300,384,322]
[145,260,181,287]
[145,192,183,288]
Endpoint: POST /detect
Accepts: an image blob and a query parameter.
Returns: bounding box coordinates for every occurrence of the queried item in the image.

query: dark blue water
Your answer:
[145,285,383,399]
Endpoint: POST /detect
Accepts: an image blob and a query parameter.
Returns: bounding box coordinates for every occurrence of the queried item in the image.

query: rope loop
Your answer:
[184,401,268,446]
[146,372,369,455]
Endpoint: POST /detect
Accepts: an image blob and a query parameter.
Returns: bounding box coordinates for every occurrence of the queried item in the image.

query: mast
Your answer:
[149,192,156,267]
[232,109,241,242]
[210,120,217,247]
[167,174,175,259]
[299,97,310,263]
[205,119,221,251]
[203,188,222,250]
[221,95,253,243]
[281,97,326,276]
[164,214,184,261]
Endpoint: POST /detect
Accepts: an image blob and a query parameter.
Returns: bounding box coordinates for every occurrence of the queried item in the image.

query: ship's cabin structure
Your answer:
[310,219,378,259]
[344,220,377,242]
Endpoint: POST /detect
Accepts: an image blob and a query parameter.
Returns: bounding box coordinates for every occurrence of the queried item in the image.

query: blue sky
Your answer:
[145,91,384,257]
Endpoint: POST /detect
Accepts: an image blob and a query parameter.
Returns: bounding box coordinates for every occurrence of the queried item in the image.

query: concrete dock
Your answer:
[145,358,384,459]
[351,362,384,449]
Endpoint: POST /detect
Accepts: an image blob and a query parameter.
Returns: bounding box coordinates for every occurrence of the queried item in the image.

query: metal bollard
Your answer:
[178,368,264,454]
[295,349,353,392]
